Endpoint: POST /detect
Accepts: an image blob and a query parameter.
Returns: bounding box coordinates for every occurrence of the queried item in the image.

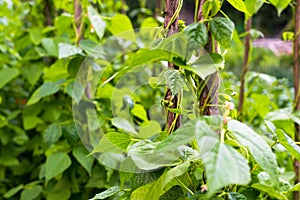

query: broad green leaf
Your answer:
[184,53,223,79]
[269,0,292,16]
[130,183,153,200]
[194,119,219,156]
[141,17,159,28]
[289,183,300,192]
[87,6,106,40]
[21,63,43,85]
[89,186,120,200]
[227,0,251,16]
[43,123,62,146]
[245,0,264,16]
[108,14,135,40]
[202,0,222,18]
[204,143,251,196]
[72,146,94,175]
[276,129,300,161]
[4,184,24,198]
[0,68,19,89]
[129,140,180,170]
[29,27,44,45]
[43,59,68,82]
[163,69,185,97]
[91,132,131,154]
[45,152,71,182]
[58,43,84,59]
[27,82,60,105]
[139,121,161,138]
[131,49,172,68]
[184,22,208,49]
[112,118,137,134]
[47,190,71,200]
[20,185,42,200]
[23,116,43,130]
[155,121,195,152]
[228,120,280,186]
[42,38,58,57]
[131,104,148,122]
[210,17,235,49]
[252,183,288,200]
[131,162,190,200]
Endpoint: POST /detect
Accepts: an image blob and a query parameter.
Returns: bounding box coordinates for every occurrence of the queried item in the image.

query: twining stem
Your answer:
[238,17,252,120]
[293,0,300,199]
[74,0,84,45]
[164,0,182,133]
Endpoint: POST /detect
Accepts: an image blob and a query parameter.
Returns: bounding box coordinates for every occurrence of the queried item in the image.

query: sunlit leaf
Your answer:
[0,68,19,89]
[87,6,106,40]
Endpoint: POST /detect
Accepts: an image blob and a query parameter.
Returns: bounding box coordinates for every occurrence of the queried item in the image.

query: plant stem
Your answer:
[238,17,252,121]
[293,0,300,199]
[74,0,84,45]
[164,0,182,133]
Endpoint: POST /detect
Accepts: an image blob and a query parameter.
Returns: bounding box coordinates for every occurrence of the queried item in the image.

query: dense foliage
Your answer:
[0,0,299,200]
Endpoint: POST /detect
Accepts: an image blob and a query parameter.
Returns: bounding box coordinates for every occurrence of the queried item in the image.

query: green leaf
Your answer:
[245,0,264,16]
[184,22,208,49]
[289,183,300,192]
[276,129,300,161]
[131,49,171,68]
[87,6,106,40]
[45,152,71,182]
[131,104,148,122]
[23,116,43,130]
[42,38,58,57]
[252,183,288,200]
[0,68,19,89]
[4,184,24,198]
[43,123,62,146]
[163,69,185,97]
[21,63,43,85]
[268,0,292,16]
[202,0,222,18]
[108,14,134,40]
[282,31,294,41]
[20,185,43,200]
[27,82,60,105]
[58,43,84,59]
[129,140,180,170]
[228,120,280,186]
[155,121,195,152]
[72,146,94,175]
[139,121,161,138]
[131,162,190,200]
[89,186,120,200]
[112,118,137,134]
[210,17,235,49]
[204,143,251,196]
[47,190,71,200]
[29,27,44,45]
[91,132,132,154]
[226,0,251,15]
[184,53,223,79]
